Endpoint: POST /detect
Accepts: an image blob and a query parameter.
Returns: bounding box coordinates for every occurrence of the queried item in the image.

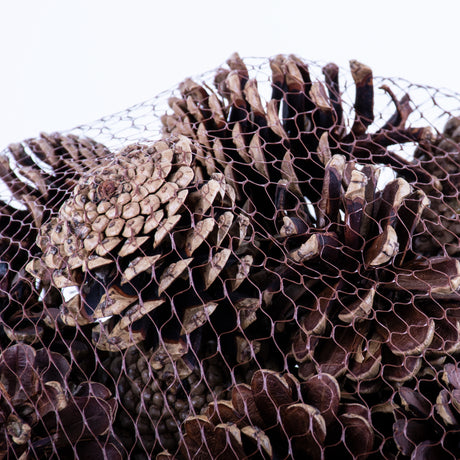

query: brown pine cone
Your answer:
[29,134,262,370]
[162,52,437,237]
[157,54,455,391]
[0,133,109,348]
[99,345,230,457]
[2,132,110,229]
[275,154,460,392]
[0,343,121,459]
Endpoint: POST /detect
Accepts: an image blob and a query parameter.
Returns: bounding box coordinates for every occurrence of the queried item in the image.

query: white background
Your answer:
[0,0,458,149]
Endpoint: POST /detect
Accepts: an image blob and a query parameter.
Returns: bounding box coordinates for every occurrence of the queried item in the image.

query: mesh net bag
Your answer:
[2,52,460,459]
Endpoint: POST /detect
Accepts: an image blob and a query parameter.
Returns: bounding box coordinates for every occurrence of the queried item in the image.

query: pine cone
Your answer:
[0,343,121,459]
[162,53,436,237]
[0,133,109,346]
[157,53,455,388]
[31,136,260,371]
[180,369,374,459]
[99,345,229,457]
[3,132,109,228]
[281,154,460,390]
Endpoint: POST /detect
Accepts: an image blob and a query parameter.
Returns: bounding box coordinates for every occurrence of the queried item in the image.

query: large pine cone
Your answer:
[162,52,437,237]
[29,136,261,371]
[158,53,458,391]
[282,155,460,390]
[99,345,229,457]
[0,343,120,459]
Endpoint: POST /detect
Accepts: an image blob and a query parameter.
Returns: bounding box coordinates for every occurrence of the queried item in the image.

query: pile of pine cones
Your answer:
[1,53,460,459]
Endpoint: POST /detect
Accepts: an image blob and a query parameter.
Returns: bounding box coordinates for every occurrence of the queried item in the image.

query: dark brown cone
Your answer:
[162,52,437,229]
[0,343,120,459]
[284,154,459,392]
[158,54,442,358]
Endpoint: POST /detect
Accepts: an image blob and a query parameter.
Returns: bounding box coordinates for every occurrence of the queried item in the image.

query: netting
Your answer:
[1,52,460,459]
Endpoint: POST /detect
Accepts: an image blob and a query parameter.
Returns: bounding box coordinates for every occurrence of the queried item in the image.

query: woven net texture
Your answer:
[2,53,460,459]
